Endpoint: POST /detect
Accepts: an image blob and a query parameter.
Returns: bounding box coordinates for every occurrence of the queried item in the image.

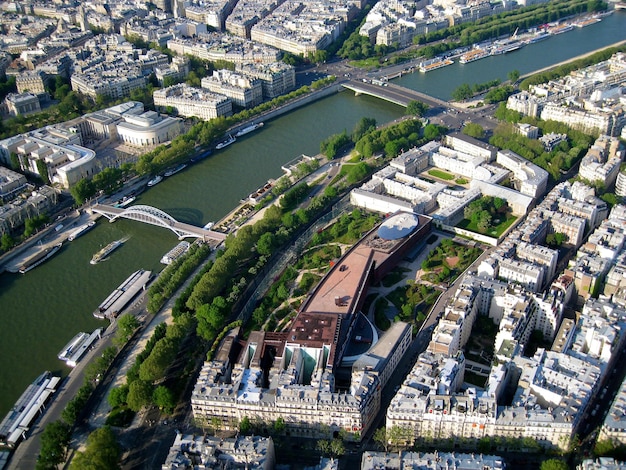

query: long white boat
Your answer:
[164,163,187,177]
[115,196,136,208]
[90,239,124,265]
[216,134,236,149]
[459,47,490,64]
[419,57,454,72]
[235,122,264,138]
[19,243,63,273]
[59,329,103,367]
[147,175,163,187]
[58,332,90,361]
[68,221,96,241]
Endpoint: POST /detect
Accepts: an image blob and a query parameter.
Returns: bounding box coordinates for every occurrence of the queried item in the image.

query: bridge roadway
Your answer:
[342,79,453,110]
[90,204,227,243]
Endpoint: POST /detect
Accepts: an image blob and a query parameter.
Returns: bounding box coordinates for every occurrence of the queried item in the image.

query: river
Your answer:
[0,11,624,419]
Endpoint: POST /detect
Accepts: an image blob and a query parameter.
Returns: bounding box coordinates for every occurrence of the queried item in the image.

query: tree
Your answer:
[406,100,429,117]
[108,384,129,408]
[256,232,275,256]
[388,425,413,451]
[240,416,252,434]
[423,123,443,140]
[546,232,567,247]
[10,152,20,171]
[138,337,177,382]
[317,437,345,457]
[540,459,569,470]
[508,69,521,82]
[352,117,377,142]
[462,122,485,139]
[373,427,390,452]
[116,314,139,343]
[1,233,14,252]
[153,385,176,414]
[594,439,617,456]
[451,83,473,101]
[196,297,228,340]
[316,439,331,456]
[126,379,153,411]
[273,416,286,435]
[70,426,120,470]
[70,178,96,205]
[35,160,50,184]
[329,438,346,458]
[37,420,71,469]
[346,162,369,184]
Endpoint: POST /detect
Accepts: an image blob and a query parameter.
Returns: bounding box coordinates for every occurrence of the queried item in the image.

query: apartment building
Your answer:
[162,434,275,469]
[201,69,263,108]
[579,135,624,189]
[235,62,296,99]
[154,84,232,120]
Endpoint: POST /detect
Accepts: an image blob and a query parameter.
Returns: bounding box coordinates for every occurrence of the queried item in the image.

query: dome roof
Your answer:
[377,213,419,240]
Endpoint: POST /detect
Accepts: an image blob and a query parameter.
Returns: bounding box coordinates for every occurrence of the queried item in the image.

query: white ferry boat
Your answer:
[548,23,575,35]
[491,40,524,55]
[459,48,490,64]
[58,329,103,366]
[115,196,136,208]
[68,221,96,241]
[58,332,90,361]
[90,239,124,265]
[524,31,551,44]
[419,58,454,72]
[235,122,264,138]
[160,241,191,265]
[216,134,236,149]
[147,175,163,187]
[164,163,187,177]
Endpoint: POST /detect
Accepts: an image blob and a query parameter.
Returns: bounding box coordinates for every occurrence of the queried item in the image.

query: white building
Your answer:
[116,110,183,148]
[153,84,232,120]
[201,69,263,108]
[496,149,548,199]
[579,135,624,189]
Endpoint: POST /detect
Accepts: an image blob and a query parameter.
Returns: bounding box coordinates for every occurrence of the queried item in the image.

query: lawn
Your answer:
[420,239,482,285]
[349,58,382,69]
[428,169,455,181]
[457,214,517,238]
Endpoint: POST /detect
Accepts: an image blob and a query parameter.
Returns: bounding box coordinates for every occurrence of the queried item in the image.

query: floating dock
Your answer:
[0,371,60,447]
[94,269,152,319]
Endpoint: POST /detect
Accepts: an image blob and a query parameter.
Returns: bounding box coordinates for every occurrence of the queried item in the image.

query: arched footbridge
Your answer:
[91,204,227,242]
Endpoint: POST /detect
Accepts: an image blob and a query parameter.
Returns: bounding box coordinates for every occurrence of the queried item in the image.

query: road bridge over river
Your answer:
[90,204,227,243]
[342,79,453,110]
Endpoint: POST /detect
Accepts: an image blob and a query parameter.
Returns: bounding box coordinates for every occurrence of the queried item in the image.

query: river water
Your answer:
[0,11,624,418]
